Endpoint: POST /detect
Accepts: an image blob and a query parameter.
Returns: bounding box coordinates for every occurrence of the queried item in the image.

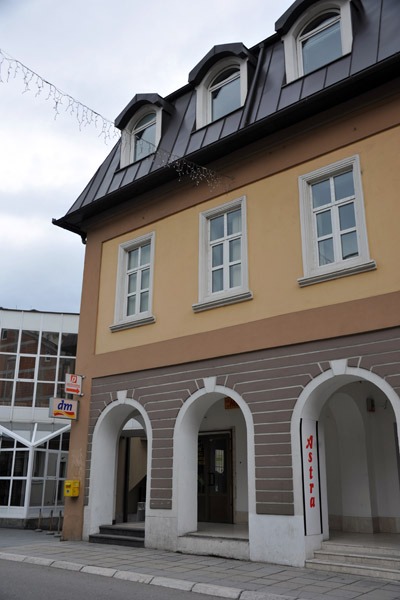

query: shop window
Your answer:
[37,356,57,381]
[40,331,59,355]
[18,355,36,379]
[20,330,39,354]
[0,354,16,379]
[14,381,34,407]
[0,329,18,353]
[60,333,77,357]
[0,380,13,405]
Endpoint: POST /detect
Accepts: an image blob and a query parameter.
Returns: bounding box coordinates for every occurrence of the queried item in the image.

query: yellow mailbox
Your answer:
[64,480,80,497]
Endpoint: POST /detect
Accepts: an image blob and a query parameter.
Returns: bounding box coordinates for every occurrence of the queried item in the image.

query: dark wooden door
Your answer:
[198,432,233,523]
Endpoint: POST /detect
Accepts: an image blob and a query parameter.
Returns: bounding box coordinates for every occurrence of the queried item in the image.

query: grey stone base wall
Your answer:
[86,327,400,515]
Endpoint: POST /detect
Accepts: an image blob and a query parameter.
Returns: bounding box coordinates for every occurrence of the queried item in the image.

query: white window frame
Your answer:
[120,106,162,168]
[298,155,376,287]
[110,232,156,331]
[196,57,248,129]
[282,0,353,83]
[193,196,252,312]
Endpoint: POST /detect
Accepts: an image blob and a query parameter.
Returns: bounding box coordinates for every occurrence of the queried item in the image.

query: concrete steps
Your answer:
[306,540,400,581]
[89,524,145,548]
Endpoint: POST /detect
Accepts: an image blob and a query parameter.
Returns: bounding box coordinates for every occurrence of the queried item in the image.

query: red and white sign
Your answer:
[65,374,83,395]
[301,418,322,536]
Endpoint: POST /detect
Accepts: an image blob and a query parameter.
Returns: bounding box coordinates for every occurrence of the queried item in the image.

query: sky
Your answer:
[0,0,292,314]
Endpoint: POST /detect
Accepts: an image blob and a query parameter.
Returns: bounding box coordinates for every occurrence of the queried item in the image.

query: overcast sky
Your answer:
[0,0,292,314]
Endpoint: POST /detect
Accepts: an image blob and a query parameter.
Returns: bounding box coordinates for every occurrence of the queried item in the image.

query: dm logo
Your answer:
[50,398,78,420]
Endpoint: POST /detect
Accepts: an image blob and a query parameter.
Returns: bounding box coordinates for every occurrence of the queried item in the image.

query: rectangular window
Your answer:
[110,232,156,331]
[298,155,375,286]
[193,197,252,312]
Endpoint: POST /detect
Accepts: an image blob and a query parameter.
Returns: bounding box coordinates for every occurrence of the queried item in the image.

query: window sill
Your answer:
[298,260,376,287]
[110,315,156,332]
[192,290,253,313]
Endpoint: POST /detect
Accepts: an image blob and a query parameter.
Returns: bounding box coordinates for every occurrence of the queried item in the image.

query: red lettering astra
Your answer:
[310,497,316,508]
[308,451,312,463]
[309,466,313,479]
[306,435,313,449]
[309,483,314,493]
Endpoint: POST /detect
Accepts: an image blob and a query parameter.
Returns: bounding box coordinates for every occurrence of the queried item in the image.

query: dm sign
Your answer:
[49,397,79,420]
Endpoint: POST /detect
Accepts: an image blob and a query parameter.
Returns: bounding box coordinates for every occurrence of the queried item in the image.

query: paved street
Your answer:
[1,529,400,600]
[0,559,217,600]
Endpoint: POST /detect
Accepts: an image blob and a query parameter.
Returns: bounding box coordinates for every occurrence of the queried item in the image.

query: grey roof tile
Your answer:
[278,79,303,111]
[350,0,381,75]
[301,69,327,99]
[378,0,400,60]
[255,43,285,121]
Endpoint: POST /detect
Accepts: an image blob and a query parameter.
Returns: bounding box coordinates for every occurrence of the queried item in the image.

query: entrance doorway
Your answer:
[115,419,147,524]
[198,432,233,523]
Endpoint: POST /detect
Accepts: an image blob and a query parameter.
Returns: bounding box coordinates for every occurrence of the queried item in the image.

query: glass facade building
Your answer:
[0,309,78,526]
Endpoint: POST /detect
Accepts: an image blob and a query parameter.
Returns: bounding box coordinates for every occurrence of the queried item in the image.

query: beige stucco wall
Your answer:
[95,125,400,355]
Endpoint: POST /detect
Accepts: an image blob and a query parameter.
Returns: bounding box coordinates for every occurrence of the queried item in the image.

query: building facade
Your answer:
[54,0,400,566]
[0,309,78,528]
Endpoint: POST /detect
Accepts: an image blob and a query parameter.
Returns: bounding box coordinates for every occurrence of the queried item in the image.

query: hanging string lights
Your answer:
[0,48,226,189]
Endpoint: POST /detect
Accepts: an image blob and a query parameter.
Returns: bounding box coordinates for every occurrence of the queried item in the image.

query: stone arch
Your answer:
[291,363,400,549]
[173,381,255,536]
[83,391,152,538]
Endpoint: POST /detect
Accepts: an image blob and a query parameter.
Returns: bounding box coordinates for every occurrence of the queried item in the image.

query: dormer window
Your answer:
[195,57,248,129]
[300,12,341,75]
[120,105,162,168]
[132,112,157,161]
[209,67,241,122]
[282,0,353,83]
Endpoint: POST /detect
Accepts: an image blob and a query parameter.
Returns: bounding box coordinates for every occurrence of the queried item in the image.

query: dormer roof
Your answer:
[115,93,173,130]
[188,43,256,86]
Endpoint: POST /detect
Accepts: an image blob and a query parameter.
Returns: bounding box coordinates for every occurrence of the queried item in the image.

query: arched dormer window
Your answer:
[195,57,248,128]
[132,112,157,161]
[120,106,161,168]
[281,0,353,83]
[209,66,241,122]
[300,12,341,75]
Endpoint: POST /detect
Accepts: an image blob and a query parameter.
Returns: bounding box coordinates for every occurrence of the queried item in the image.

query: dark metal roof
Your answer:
[54,0,400,237]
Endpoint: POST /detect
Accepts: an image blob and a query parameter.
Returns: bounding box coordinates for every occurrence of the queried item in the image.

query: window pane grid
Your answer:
[312,170,359,266]
[209,209,242,294]
[126,244,151,317]
[0,327,77,408]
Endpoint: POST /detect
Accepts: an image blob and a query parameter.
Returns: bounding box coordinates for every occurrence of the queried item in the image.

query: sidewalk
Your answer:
[0,529,400,600]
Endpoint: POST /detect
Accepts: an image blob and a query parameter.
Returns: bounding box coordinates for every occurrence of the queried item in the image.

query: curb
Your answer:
[0,552,296,600]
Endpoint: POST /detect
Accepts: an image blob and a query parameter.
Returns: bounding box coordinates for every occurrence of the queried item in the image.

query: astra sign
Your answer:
[300,418,322,536]
[49,397,79,420]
